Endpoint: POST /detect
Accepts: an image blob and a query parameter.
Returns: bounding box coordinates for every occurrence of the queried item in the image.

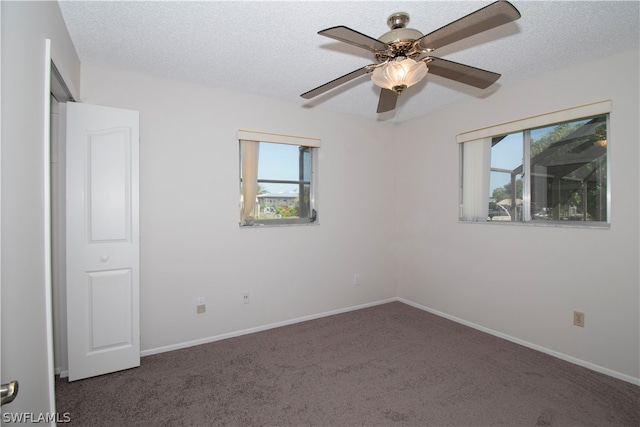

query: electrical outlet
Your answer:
[196,297,206,314]
[573,310,585,327]
[354,274,361,285]
[242,291,250,304]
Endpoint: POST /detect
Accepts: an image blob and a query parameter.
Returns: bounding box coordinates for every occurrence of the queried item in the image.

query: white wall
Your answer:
[79,64,399,353]
[396,49,640,382]
[1,0,80,415]
[78,48,639,383]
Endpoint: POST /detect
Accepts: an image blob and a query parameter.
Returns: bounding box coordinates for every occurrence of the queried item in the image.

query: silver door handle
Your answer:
[1,380,18,406]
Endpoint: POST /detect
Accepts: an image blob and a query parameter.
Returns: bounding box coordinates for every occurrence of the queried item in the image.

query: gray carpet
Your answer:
[55,302,640,426]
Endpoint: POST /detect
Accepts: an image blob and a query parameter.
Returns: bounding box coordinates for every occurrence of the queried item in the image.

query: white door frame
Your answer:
[50,62,77,380]
[0,24,78,417]
[43,38,57,417]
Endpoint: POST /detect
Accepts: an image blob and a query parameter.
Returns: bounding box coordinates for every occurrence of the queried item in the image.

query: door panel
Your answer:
[88,269,132,351]
[88,129,131,242]
[66,102,139,382]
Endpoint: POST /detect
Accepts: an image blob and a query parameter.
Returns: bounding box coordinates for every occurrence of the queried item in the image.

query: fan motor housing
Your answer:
[376,12,424,62]
[378,27,423,44]
[381,12,423,42]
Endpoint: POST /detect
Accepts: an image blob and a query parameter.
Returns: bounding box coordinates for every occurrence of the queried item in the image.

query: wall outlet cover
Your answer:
[573,310,585,327]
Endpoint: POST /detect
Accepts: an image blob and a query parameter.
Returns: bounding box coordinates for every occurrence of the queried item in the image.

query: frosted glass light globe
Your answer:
[371,58,428,93]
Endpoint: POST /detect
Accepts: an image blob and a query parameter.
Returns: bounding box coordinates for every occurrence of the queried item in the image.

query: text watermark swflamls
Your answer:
[2,412,71,424]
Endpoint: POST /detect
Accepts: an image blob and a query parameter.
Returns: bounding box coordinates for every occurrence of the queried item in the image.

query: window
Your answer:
[239,131,319,227]
[459,101,610,225]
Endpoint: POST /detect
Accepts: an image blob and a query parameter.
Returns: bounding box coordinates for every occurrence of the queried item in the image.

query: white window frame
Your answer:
[238,130,320,227]
[458,101,611,227]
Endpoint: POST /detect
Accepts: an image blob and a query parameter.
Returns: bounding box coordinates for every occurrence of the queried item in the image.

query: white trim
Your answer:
[140,296,639,386]
[141,298,395,357]
[0,0,3,388]
[237,130,321,148]
[397,297,640,386]
[456,100,612,143]
[43,38,57,419]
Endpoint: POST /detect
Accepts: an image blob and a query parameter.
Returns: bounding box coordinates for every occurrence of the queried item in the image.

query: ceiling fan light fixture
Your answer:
[302,1,522,112]
[371,57,428,94]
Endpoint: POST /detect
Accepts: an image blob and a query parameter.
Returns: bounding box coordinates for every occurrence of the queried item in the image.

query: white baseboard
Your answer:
[139,296,638,386]
[397,297,640,386]
[140,298,397,358]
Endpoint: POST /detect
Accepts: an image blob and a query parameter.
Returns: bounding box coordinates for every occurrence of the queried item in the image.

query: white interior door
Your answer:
[66,102,140,382]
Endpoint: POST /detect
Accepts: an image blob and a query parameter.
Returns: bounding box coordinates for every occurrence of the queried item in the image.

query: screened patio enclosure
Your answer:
[491,115,607,222]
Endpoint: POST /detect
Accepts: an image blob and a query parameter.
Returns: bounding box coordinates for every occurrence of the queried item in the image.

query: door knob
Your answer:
[100,255,110,262]
[1,380,18,406]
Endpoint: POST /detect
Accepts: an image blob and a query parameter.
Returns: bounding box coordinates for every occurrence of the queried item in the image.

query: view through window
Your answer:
[240,140,316,226]
[463,113,609,224]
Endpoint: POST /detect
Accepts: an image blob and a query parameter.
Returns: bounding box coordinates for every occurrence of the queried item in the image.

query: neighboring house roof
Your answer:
[258,191,298,199]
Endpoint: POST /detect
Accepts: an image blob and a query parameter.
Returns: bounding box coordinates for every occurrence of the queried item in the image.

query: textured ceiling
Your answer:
[58,1,639,123]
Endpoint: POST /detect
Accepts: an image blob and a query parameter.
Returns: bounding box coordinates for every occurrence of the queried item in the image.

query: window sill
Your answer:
[458,220,610,230]
[240,220,319,228]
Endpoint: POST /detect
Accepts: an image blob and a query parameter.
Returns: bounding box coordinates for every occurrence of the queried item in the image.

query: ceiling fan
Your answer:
[301,0,521,113]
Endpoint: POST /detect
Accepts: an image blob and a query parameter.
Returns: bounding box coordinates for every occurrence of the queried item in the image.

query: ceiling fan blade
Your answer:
[377,89,398,113]
[426,57,501,89]
[301,66,372,99]
[318,26,388,53]
[416,0,521,51]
